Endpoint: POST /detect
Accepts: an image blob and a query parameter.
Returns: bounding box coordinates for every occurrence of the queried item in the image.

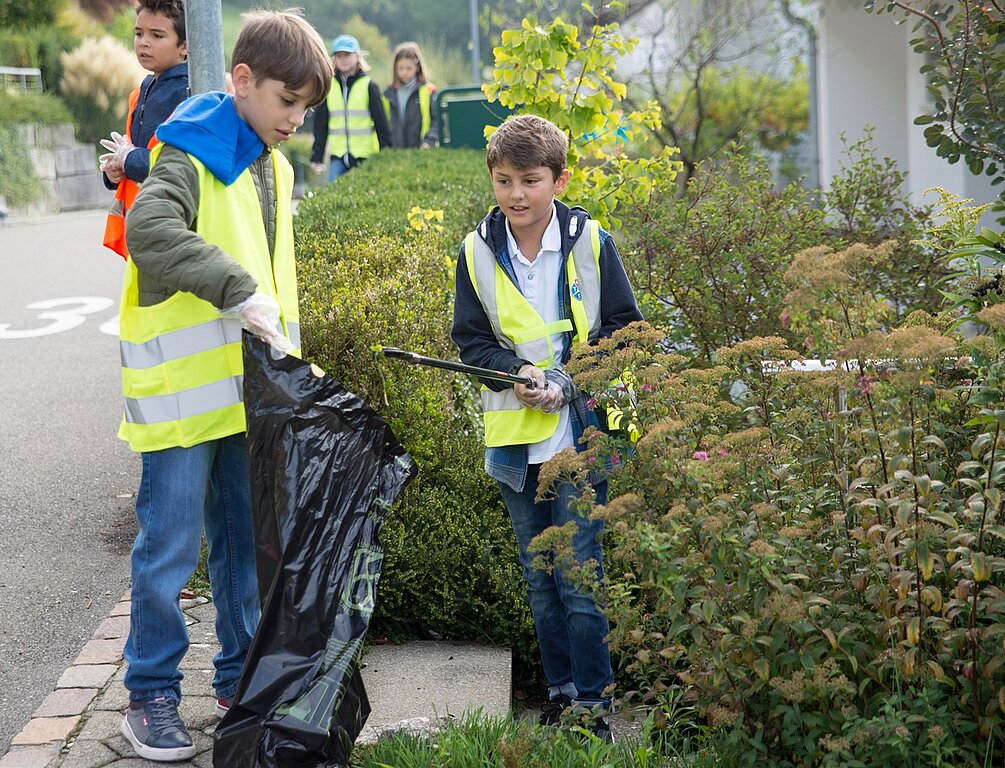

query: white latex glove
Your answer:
[222,292,293,358]
[535,381,566,414]
[515,365,570,413]
[514,364,546,409]
[98,131,135,171]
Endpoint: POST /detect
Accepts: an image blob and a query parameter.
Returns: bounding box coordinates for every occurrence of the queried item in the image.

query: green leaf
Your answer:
[925,510,959,528]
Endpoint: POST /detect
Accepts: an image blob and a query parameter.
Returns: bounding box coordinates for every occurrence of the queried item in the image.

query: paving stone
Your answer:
[178,669,215,701]
[183,603,215,625]
[71,711,120,742]
[0,744,61,768]
[32,690,98,718]
[100,733,130,758]
[179,596,208,611]
[178,644,216,669]
[178,696,220,732]
[73,639,123,665]
[90,616,129,640]
[53,739,116,768]
[91,681,128,712]
[11,718,80,746]
[2,592,513,768]
[185,621,216,645]
[107,601,130,618]
[56,666,117,690]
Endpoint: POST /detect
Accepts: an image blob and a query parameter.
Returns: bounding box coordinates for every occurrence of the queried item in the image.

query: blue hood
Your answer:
[155,92,264,186]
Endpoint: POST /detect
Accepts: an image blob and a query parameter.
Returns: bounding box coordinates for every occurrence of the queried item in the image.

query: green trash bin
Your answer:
[436,86,512,149]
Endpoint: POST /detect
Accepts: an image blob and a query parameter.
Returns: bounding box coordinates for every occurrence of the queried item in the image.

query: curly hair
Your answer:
[136,0,186,44]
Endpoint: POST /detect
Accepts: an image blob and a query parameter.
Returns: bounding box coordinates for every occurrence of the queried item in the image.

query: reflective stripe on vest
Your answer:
[326,76,378,158]
[118,144,299,452]
[463,218,602,448]
[103,87,142,259]
[419,84,432,139]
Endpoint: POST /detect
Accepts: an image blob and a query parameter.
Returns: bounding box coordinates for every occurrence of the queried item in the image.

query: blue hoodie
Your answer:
[156,91,264,186]
[102,61,189,190]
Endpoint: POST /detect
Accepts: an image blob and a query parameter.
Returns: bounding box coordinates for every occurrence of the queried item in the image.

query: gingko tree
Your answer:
[483,6,680,230]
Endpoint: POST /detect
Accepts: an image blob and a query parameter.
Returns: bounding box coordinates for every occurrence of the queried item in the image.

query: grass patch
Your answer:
[351,709,730,767]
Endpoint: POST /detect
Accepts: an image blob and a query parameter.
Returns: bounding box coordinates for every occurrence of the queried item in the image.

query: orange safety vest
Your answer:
[103,87,143,260]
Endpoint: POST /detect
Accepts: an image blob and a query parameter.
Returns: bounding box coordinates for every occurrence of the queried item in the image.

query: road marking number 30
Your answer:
[0,297,118,339]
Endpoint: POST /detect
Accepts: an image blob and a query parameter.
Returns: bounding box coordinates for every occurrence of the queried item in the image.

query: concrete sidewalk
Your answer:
[0,592,512,767]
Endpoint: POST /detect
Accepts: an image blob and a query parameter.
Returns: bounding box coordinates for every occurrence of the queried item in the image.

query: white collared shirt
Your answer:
[505,205,573,463]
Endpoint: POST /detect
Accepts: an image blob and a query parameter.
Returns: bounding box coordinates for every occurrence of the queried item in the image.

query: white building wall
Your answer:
[818,1,999,210]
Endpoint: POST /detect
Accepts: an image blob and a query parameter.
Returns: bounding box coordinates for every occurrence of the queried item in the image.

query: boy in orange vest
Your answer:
[100,0,188,258]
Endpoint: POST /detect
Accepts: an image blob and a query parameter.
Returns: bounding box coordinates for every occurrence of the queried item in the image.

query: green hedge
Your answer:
[295,219,538,670]
[0,124,43,205]
[295,148,493,246]
[0,90,72,125]
[0,25,79,94]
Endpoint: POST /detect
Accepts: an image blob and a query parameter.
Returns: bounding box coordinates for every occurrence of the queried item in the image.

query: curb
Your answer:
[0,590,131,768]
[0,590,223,768]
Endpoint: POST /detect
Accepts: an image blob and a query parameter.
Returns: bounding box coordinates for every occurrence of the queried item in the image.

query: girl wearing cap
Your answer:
[310,34,392,181]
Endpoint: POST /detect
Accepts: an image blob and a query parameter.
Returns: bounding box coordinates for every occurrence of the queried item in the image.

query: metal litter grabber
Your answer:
[372,346,537,388]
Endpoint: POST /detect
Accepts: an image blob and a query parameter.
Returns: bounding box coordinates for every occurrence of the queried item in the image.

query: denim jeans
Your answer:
[498,464,613,708]
[124,434,260,703]
[327,156,350,182]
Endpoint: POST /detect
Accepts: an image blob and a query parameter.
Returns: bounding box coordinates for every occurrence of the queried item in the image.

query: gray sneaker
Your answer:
[120,697,196,762]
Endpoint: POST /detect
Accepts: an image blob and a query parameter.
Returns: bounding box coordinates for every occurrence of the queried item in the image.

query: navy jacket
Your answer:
[102,62,189,190]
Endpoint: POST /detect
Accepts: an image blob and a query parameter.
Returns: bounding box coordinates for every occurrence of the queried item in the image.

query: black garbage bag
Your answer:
[213,334,417,767]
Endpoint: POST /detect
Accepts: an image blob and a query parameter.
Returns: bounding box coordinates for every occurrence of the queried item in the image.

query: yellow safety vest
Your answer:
[327,75,379,158]
[464,217,602,448]
[117,144,300,453]
[383,83,433,142]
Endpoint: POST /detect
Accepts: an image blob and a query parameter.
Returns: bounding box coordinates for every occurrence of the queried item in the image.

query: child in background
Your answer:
[310,34,391,181]
[451,114,643,742]
[117,9,333,761]
[100,0,189,259]
[383,42,439,149]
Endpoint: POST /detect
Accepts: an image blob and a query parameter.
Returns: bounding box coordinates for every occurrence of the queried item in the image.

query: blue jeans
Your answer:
[499,464,613,708]
[124,434,260,703]
[327,156,350,182]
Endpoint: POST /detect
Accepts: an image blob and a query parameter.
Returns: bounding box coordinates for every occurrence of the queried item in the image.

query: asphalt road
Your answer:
[0,210,137,754]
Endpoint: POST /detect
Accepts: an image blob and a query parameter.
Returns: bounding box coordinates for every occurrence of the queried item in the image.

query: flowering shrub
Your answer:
[59,36,145,145]
[619,133,949,361]
[547,198,1005,763]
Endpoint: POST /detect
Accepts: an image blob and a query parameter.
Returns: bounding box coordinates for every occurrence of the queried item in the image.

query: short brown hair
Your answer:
[136,0,186,44]
[231,9,333,107]
[486,114,568,180]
